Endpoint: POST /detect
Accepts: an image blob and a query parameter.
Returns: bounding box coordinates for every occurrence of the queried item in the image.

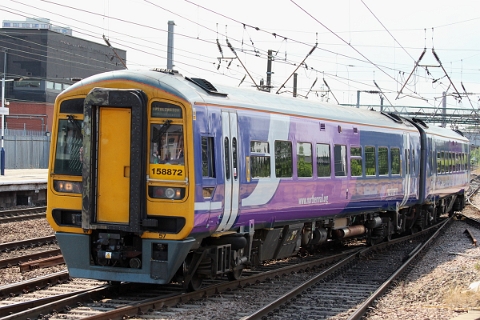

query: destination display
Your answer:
[151,102,182,118]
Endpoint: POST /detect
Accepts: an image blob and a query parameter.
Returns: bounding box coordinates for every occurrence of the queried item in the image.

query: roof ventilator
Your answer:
[186,77,228,97]
[411,118,429,128]
[380,111,403,123]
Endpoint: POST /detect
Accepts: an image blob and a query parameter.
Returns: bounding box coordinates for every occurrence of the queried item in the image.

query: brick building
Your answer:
[0,18,127,133]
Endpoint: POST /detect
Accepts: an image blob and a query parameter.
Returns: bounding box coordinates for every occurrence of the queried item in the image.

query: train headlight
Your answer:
[148,186,185,200]
[165,188,175,199]
[53,180,82,194]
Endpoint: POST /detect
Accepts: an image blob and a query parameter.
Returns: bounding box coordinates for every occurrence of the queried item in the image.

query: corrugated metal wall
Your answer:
[4,134,51,169]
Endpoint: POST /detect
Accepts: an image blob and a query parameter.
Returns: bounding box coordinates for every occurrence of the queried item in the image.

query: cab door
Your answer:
[82,88,147,233]
[96,107,131,223]
[216,111,240,232]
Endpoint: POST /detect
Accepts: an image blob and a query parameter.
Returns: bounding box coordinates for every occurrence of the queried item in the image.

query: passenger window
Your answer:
[232,138,238,180]
[334,144,347,177]
[201,137,216,178]
[275,140,292,178]
[379,147,388,175]
[350,146,362,177]
[437,152,442,174]
[297,142,312,177]
[224,137,230,180]
[316,143,331,177]
[391,148,400,175]
[250,141,270,178]
[365,146,376,176]
[412,150,416,175]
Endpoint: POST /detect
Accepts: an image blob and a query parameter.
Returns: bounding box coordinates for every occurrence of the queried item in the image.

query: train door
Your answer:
[400,132,412,207]
[216,111,240,232]
[82,88,146,233]
[97,107,131,223]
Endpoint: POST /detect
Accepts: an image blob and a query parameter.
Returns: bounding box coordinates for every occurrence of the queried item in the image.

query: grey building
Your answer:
[0,19,127,105]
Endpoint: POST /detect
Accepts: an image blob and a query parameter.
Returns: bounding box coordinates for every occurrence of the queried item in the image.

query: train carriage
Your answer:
[407,118,470,225]
[47,69,469,289]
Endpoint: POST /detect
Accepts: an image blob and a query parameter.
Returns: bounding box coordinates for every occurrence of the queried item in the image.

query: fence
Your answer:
[4,130,51,169]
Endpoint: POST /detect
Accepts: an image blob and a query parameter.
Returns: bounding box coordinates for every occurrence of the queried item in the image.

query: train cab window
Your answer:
[54,118,83,176]
[275,140,292,178]
[391,148,400,175]
[250,141,270,178]
[350,146,362,177]
[297,142,312,177]
[201,137,216,178]
[150,123,184,164]
[379,147,388,175]
[316,143,331,177]
[365,146,376,176]
[334,144,347,177]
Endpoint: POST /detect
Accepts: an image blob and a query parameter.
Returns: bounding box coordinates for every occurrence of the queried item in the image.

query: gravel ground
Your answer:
[366,196,480,320]
[1,198,480,319]
[0,218,66,286]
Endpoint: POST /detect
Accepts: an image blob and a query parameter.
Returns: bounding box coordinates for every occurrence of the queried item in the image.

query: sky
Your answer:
[1,0,480,120]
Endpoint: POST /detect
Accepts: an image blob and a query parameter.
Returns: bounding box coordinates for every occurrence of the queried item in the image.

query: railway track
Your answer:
[1,246,360,319]
[0,236,62,269]
[242,218,452,320]
[0,206,46,223]
[0,217,459,320]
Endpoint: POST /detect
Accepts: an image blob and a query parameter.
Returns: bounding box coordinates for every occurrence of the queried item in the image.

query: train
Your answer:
[47,68,470,290]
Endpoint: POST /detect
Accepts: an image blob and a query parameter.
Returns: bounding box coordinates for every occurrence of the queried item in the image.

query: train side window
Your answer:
[444,151,447,173]
[405,149,410,175]
[316,143,331,177]
[297,142,312,177]
[232,138,238,180]
[350,146,362,177]
[450,152,454,172]
[224,137,230,180]
[201,137,216,178]
[379,147,388,175]
[365,146,376,176]
[437,152,441,174]
[412,150,416,175]
[250,141,270,178]
[334,144,347,177]
[275,140,292,178]
[391,148,400,175]
[431,150,435,174]
[54,118,84,176]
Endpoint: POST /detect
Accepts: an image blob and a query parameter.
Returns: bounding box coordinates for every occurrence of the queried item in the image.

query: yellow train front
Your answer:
[47,69,198,285]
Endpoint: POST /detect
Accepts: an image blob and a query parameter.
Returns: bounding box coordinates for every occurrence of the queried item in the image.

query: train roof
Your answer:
[65,69,468,139]
[406,118,469,143]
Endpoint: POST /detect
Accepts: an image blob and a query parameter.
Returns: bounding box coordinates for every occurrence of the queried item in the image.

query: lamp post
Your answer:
[1,50,10,176]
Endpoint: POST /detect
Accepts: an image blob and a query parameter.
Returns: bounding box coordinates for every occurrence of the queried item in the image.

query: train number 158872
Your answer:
[150,164,185,181]
[151,168,183,176]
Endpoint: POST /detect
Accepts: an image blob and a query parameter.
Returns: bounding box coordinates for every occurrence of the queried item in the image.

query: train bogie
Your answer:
[47,69,470,289]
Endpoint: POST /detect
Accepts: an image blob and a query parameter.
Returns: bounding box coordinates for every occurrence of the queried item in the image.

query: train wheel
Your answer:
[227,266,244,281]
[183,253,204,292]
[187,274,203,291]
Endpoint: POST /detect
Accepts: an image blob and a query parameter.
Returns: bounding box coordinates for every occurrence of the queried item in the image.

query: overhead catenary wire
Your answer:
[2,0,477,111]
